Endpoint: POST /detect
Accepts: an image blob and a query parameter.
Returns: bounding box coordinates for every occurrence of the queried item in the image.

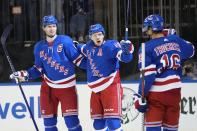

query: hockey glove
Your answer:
[10,70,29,83]
[162,28,176,37]
[133,93,148,113]
[120,40,134,54]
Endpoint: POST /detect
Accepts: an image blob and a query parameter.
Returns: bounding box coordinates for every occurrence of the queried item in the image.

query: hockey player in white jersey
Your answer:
[10,15,86,131]
[76,23,134,131]
[134,14,195,131]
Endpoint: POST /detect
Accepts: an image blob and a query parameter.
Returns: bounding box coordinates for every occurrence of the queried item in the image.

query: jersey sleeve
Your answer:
[27,66,42,80]
[176,36,195,60]
[110,40,133,63]
[63,36,87,69]
[76,43,87,57]
[27,42,43,79]
[138,46,156,96]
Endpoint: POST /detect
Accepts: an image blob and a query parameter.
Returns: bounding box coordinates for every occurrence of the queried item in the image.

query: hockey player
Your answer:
[10,15,86,131]
[134,14,195,131]
[76,23,134,131]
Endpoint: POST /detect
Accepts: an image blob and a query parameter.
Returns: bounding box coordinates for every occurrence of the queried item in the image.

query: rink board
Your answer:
[0,82,197,131]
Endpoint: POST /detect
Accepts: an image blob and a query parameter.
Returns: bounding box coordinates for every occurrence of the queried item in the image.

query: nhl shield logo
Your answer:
[57,44,63,52]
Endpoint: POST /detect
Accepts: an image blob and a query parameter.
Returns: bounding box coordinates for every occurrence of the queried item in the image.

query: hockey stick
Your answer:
[169,0,173,35]
[1,24,39,131]
[141,42,145,131]
[124,0,130,40]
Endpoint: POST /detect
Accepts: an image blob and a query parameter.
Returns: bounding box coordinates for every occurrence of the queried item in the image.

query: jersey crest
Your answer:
[57,44,63,52]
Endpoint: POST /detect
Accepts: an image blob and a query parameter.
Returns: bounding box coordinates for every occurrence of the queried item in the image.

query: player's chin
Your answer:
[95,41,102,46]
[47,34,56,38]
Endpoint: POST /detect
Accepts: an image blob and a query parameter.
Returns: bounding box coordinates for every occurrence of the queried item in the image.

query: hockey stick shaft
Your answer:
[125,0,130,40]
[141,42,145,131]
[1,24,39,131]
[141,42,145,101]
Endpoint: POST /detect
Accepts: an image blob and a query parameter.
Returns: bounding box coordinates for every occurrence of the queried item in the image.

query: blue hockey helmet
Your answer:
[89,24,105,37]
[142,14,164,32]
[42,15,58,27]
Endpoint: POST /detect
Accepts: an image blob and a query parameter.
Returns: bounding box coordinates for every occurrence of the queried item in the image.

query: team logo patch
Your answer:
[57,44,63,52]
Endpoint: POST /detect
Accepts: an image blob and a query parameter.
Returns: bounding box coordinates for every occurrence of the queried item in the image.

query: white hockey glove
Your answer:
[133,93,148,113]
[120,40,134,54]
[162,28,176,36]
[10,70,29,83]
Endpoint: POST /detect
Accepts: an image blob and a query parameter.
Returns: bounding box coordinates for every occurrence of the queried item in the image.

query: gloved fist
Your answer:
[133,93,148,113]
[10,70,29,83]
[162,28,176,36]
[120,40,134,54]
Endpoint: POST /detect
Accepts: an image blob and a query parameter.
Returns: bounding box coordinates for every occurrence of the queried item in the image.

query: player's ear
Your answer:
[42,26,46,31]
[146,27,153,35]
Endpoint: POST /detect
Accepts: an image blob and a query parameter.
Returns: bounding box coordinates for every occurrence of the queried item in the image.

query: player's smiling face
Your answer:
[43,24,57,38]
[91,32,104,46]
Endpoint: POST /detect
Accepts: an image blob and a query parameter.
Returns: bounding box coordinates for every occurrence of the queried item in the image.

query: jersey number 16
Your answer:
[158,53,181,73]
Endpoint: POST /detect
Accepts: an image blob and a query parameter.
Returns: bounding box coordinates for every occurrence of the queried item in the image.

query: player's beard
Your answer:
[45,29,57,38]
[46,34,56,38]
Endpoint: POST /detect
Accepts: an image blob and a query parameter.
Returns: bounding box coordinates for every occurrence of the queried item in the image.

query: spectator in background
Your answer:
[70,7,87,42]
[182,62,197,80]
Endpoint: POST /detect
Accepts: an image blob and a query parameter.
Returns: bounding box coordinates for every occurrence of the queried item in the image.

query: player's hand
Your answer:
[162,28,176,36]
[120,40,134,54]
[10,70,29,83]
[133,93,148,113]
